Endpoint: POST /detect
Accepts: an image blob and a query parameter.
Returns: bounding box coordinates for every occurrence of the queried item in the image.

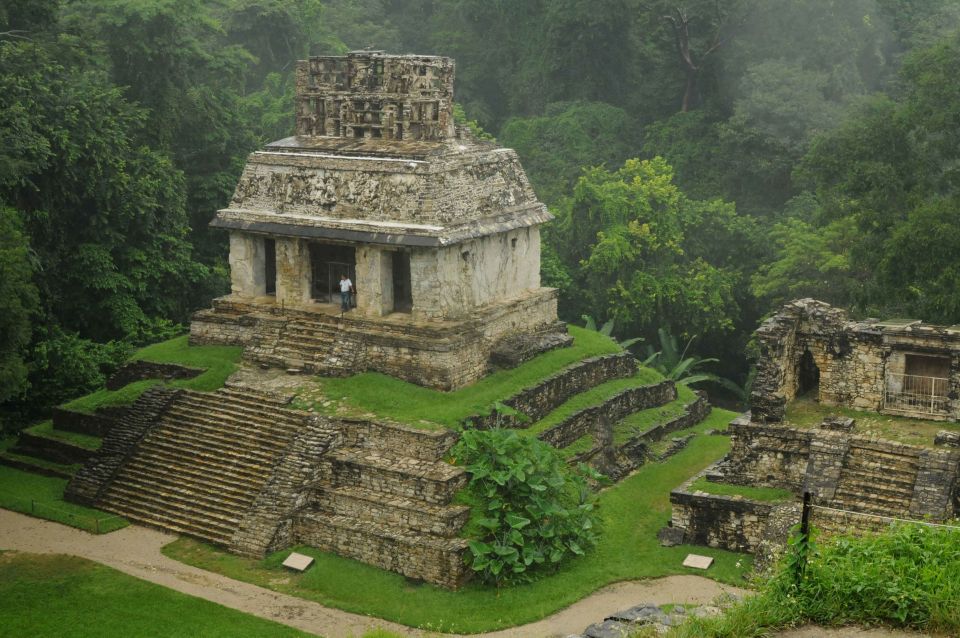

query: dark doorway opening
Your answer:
[797,349,820,398]
[392,251,412,313]
[309,243,356,304]
[264,238,276,296]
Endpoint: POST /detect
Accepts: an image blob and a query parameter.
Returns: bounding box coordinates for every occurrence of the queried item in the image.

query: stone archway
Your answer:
[797,349,820,398]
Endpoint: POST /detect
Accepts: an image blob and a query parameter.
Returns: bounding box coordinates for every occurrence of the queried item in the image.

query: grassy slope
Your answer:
[22,420,103,450]
[0,465,127,533]
[163,409,751,634]
[294,325,622,428]
[0,553,313,638]
[63,336,242,413]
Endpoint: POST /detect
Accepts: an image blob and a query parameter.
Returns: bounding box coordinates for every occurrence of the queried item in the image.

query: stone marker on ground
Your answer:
[282,552,314,572]
[682,554,714,570]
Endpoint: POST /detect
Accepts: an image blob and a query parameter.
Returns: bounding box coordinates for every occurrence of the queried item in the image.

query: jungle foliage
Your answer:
[3,0,960,426]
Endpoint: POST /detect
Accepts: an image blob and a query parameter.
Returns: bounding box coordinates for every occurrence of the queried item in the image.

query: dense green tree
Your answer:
[551,157,751,342]
[499,101,639,205]
[0,207,39,404]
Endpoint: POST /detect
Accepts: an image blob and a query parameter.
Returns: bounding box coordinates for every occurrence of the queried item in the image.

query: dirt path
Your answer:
[0,509,744,638]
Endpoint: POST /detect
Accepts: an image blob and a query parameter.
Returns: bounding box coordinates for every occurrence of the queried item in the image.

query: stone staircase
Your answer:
[248,316,362,375]
[95,386,307,545]
[830,442,920,516]
[295,421,471,588]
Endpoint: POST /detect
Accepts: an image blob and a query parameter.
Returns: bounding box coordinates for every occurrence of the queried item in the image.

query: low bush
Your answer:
[452,428,603,587]
[671,522,960,637]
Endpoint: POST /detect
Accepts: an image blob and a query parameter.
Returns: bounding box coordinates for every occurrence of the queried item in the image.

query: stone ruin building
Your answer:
[190,51,564,390]
[64,52,571,589]
[664,299,960,560]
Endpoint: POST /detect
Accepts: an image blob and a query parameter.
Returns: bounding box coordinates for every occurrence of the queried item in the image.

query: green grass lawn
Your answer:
[63,336,242,414]
[163,409,752,634]
[687,477,795,503]
[0,465,127,533]
[292,326,623,428]
[23,420,103,450]
[784,397,959,448]
[0,552,315,638]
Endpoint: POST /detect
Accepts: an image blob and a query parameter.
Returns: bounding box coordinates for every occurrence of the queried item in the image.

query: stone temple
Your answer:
[190,51,565,389]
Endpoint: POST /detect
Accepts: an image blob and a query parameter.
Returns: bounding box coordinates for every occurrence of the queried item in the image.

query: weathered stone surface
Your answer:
[657,525,686,547]
[489,321,573,369]
[818,416,855,432]
[583,620,631,638]
[935,430,960,447]
[12,432,95,465]
[671,476,779,553]
[751,298,960,423]
[51,406,124,437]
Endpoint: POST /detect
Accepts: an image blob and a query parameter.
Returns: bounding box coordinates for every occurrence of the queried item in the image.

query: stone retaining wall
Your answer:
[463,352,638,428]
[13,432,95,466]
[52,407,125,437]
[538,381,676,448]
[670,485,778,553]
[340,419,459,462]
[106,360,203,390]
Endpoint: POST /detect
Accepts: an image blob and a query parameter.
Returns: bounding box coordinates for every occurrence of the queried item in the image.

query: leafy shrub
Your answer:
[671,522,960,637]
[452,428,602,587]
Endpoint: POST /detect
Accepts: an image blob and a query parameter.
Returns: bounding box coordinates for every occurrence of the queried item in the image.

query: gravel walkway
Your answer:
[0,509,744,638]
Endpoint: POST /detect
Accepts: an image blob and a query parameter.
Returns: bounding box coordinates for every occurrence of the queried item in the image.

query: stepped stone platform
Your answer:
[192,291,561,390]
[65,377,471,587]
[667,414,960,555]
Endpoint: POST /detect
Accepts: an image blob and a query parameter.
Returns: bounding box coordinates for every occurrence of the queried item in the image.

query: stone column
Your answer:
[275,237,311,307]
[355,246,393,316]
[229,232,266,298]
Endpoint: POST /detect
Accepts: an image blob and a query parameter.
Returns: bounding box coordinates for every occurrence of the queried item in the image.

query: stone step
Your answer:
[830,485,913,509]
[104,478,246,523]
[295,512,469,589]
[838,460,918,484]
[163,402,301,439]
[173,396,305,429]
[159,410,297,456]
[138,428,282,469]
[313,485,470,538]
[833,473,917,495]
[98,496,235,545]
[828,494,911,517]
[133,439,276,481]
[119,463,257,503]
[218,386,294,409]
[846,447,921,469]
[327,448,467,506]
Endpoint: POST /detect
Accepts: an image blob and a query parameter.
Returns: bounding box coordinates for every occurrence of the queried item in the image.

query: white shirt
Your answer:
[340,278,353,293]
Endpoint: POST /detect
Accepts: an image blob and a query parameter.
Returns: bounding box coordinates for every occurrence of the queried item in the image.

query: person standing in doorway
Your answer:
[339,273,354,312]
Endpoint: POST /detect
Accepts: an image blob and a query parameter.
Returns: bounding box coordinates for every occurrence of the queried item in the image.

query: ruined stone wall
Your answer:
[105,361,203,390]
[229,232,267,298]
[751,299,960,423]
[670,487,778,553]
[720,418,813,491]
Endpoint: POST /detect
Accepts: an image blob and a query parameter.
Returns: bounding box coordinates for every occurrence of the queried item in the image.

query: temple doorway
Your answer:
[309,243,356,304]
[264,238,276,296]
[392,250,412,313]
[797,349,820,398]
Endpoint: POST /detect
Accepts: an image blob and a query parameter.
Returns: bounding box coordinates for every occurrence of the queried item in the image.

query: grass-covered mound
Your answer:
[0,552,313,638]
[0,465,126,533]
[293,325,623,427]
[671,523,960,637]
[162,409,750,634]
[63,335,242,414]
[686,477,794,503]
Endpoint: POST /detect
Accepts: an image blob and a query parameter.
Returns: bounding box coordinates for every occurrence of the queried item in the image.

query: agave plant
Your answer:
[642,328,746,399]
